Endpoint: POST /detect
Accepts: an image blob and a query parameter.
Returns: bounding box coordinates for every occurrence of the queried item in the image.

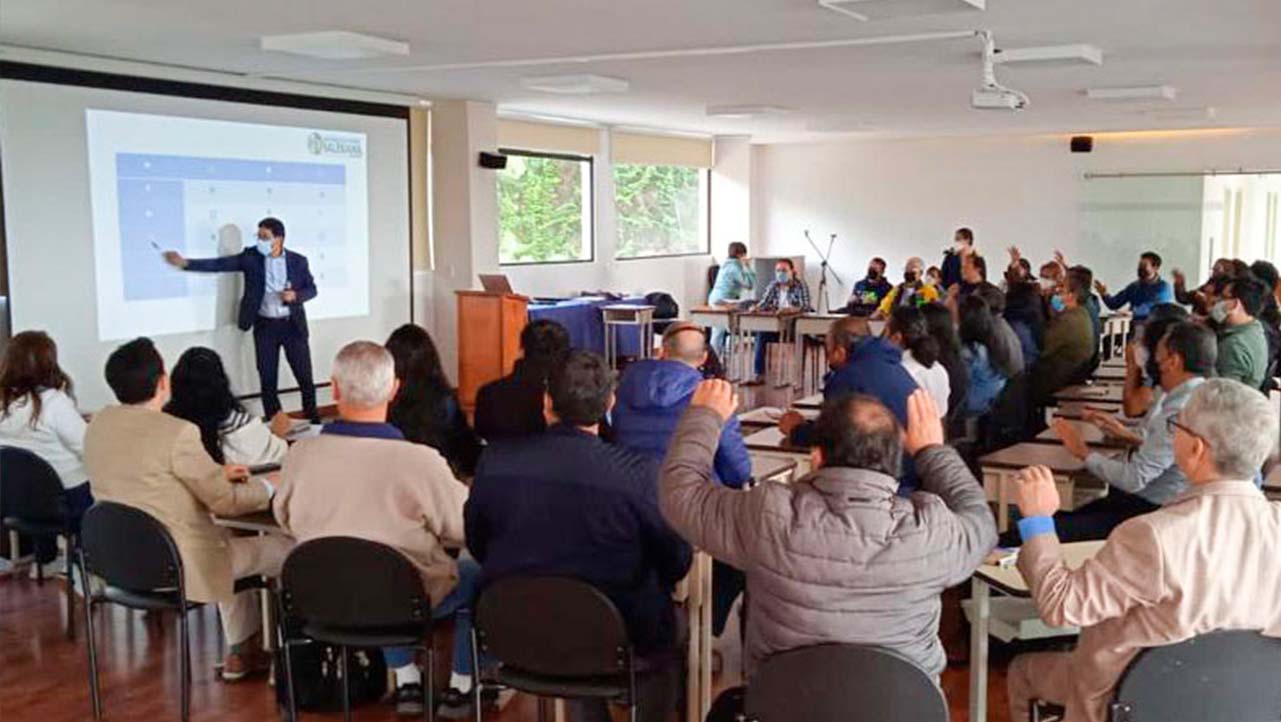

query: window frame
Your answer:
[496,147,596,267]
[613,165,712,262]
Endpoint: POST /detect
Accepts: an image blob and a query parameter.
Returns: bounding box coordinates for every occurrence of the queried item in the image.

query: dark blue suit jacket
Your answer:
[185,249,317,336]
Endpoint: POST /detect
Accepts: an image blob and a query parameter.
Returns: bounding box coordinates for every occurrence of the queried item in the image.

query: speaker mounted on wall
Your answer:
[1070,136,1094,153]
[478,151,508,169]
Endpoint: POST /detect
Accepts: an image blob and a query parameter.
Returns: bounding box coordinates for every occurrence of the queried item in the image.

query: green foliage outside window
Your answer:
[613,164,706,259]
[498,154,589,264]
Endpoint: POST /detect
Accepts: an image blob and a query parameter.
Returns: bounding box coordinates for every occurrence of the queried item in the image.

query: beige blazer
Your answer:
[84,405,270,603]
[273,434,468,606]
[1018,481,1281,722]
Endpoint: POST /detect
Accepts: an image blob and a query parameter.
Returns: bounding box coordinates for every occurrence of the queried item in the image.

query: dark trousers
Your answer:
[754,332,780,377]
[253,317,317,421]
[712,560,745,637]
[1000,487,1159,546]
[34,482,93,564]
[567,649,682,722]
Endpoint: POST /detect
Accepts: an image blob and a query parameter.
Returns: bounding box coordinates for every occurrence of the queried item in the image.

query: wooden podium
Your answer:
[456,290,528,414]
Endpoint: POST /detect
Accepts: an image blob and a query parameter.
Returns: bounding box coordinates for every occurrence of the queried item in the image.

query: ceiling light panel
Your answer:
[1087,85,1178,101]
[521,74,630,94]
[819,0,984,22]
[260,31,409,60]
[994,44,1103,66]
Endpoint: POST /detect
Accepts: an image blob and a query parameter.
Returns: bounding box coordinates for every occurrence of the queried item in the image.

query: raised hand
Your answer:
[902,389,944,455]
[1094,279,1108,297]
[1014,465,1061,518]
[690,379,738,422]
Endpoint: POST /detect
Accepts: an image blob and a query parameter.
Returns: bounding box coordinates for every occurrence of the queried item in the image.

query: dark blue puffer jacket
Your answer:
[611,359,752,488]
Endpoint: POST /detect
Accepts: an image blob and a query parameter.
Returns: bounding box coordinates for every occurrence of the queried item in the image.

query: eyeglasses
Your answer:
[1166,415,1204,442]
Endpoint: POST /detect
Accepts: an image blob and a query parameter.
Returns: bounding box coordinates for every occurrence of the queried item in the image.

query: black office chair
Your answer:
[80,501,202,721]
[471,576,639,722]
[744,644,948,722]
[278,537,436,722]
[1031,630,1281,722]
[0,446,80,639]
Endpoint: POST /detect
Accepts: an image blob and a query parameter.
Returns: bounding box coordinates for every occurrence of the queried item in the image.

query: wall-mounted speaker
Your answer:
[478,151,508,169]
[1070,136,1094,153]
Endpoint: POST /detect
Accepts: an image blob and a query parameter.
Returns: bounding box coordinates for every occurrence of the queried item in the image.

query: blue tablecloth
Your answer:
[528,296,648,357]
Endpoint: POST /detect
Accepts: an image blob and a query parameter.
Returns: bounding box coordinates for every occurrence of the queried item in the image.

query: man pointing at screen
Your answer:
[164,217,320,423]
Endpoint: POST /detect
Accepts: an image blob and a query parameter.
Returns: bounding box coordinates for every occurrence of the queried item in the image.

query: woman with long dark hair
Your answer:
[164,347,289,465]
[385,324,481,476]
[887,305,949,418]
[921,302,968,419]
[0,330,92,568]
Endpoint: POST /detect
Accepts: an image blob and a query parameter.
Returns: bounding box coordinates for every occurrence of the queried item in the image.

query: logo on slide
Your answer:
[307,132,363,158]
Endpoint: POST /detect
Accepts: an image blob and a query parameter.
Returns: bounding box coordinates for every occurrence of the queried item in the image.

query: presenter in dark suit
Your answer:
[163,217,320,422]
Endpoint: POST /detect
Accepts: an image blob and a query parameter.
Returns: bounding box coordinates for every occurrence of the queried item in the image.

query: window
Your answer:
[497,150,593,265]
[613,164,709,259]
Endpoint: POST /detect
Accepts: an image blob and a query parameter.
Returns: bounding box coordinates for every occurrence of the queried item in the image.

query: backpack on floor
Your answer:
[705,685,748,722]
[274,641,387,713]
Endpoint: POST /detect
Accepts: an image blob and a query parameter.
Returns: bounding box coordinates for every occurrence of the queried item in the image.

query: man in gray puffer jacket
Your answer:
[661,382,997,680]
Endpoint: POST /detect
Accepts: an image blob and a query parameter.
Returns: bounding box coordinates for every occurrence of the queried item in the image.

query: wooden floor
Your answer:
[0,572,1015,722]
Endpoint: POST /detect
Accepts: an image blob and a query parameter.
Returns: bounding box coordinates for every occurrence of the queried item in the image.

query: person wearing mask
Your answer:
[473,320,570,442]
[85,338,286,680]
[1038,261,1065,299]
[875,257,941,318]
[274,341,479,717]
[1070,265,1104,360]
[922,302,969,421]
[1212,275,1270,389]
[0,331,93,574]
[959,296,1011,418]
[165,347,291,467]
[661,384,995,697]
[1249,260,1281,389]
[940,227,975,290]
[1006,378,1281,722]
[707,242,757,354]
[952,252,1000,306]
[385,324,482,477]
[749,258,813,384]
[466,350,692,722]
[1119,305,1189,420]
[848,257,893,311]
[888,306,950,418]
[1096,251,1174,323]
[1016,322,1215,544]
[975,286,1026,377]
[926,266,944,288]
[1030,270,1096,406]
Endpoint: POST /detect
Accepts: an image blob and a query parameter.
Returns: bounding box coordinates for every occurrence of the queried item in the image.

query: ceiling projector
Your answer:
[971,31,1029,111]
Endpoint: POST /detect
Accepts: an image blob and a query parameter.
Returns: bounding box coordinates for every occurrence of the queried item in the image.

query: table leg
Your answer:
[997,472,1010,533]
[699,553,712,717]
[685,559,701,722]
[969,578,991,722]
[259,530,275,653]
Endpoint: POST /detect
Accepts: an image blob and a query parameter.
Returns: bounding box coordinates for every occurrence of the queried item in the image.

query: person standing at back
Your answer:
[164,217,320,422]
[473,320,570,442]
[940,227,975,290]
[707,242,757,356]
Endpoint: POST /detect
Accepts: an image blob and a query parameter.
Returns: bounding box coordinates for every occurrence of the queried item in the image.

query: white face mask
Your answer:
[1210,299,1233,324]
[1038,278,1057,291]
[1132,344,1150,375]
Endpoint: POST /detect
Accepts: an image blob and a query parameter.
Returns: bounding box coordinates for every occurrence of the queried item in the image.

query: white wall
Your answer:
[753,129,1281,296]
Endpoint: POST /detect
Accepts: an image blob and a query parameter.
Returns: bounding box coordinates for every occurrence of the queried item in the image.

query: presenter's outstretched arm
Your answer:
[163,250,242,273]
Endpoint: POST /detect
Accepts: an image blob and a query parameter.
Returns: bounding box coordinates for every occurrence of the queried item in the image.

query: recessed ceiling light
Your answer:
[994,44,1103,66]
[706,105,791,119]
[520,74,629,95]
[260,31,409,60]
[1087,85,1178,101]
[1141,105,1217,120]
[819,0,984,22]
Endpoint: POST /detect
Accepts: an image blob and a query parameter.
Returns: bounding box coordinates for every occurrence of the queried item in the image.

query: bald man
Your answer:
[875,256,941,318]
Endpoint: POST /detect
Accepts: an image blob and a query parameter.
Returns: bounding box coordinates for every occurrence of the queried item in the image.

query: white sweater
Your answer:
[0,388,88,489]
[218,410,288,466]
[901,350,951,419]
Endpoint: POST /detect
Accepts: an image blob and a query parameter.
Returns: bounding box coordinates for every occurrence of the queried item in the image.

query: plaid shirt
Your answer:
[758,279,813,312]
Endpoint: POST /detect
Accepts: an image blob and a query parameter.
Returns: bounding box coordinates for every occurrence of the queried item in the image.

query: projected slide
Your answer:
[86,110,370,340]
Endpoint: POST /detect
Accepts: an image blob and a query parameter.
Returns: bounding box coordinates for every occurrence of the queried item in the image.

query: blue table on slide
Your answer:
[528,297,648,357]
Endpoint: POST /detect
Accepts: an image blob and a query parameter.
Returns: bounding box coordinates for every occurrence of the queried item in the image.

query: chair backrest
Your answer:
[80,501,183,592]
[474,576,631,677]
[745,644,948,722]
[1110,630,1281,722]
[0,446,69,521]
[280,537,430,629]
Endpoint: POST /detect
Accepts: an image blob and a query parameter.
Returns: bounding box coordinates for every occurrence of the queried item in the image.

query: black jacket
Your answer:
[473,361,548,442]
[465,425,693,655]
[185,248,316,335]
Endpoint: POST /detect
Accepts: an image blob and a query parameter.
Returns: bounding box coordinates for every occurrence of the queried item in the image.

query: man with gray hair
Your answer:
[1008,377,1281,722]
[274,340,483,717]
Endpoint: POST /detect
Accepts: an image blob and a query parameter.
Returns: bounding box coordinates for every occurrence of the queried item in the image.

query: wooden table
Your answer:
[1091,366,1128,383]
[1053,383,1125,405]
[793,393,824,410]
[602,304,656,369]
[1033,418,1132,450]
[743,427,813,476]
[1100,313,1132,359]
[737,406,818,430]
[1053,400,1124,421]
[689,307,741,381]
[978,443,1106,531]
[792,314,849,393]
[968,541,1104,722]
[736,312,798,387]
[212,505,292,653]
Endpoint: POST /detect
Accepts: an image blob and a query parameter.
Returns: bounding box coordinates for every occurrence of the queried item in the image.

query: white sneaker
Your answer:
[29,558,66,580]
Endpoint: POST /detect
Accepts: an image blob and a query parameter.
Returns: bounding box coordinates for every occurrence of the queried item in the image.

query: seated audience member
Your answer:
[1253,258,1281,309]
[0,331,93,569]
[1015,322,1214,544]
[959,296,1011,418]
[848,256,893,310]
[273,341,477,717]
[940,226,975,290]
[1096,251,1174,323]
[888,305,950,417]
[1070,265,1103,356]
[85,338,287,680]
[922,303,969,420]
[473,319,569,442]
[385,324,482,476]
[1007,378,1281,722]
[1120,304,1189,419]
[466,350,692,722]
[165,347,290,467]
[1030,271,1096,406]
[953,253,1000,305]
[1248,260,1281,386]
[612,321,751,640]
[1212,275,1270,389]
[1004,246,1034,287]
[976,285,1026,377]
[876,257,940,318]
[926,265,944,288]
[1037,260,1065,300]
[748,258,812,383]
[662,384,996,685]
[1004,280,1046,368]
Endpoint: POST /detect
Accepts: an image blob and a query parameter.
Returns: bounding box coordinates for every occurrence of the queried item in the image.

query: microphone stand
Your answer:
[804,230,845,313]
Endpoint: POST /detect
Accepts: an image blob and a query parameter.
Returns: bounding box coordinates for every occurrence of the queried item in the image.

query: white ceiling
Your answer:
[2,0,1279,142]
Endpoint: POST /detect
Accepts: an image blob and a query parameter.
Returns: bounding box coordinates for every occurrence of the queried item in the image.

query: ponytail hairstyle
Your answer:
[888,305,940,368]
